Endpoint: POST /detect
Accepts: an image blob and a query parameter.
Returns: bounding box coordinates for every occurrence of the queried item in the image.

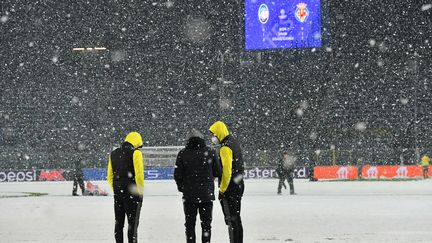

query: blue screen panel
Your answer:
[245,0,322,50]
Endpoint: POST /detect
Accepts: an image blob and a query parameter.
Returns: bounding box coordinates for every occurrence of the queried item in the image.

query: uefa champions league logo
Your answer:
[295,3,309,23]
[258,4,269,24]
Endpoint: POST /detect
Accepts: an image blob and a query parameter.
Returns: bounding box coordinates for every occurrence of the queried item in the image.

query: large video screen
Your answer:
[245,0,322,50]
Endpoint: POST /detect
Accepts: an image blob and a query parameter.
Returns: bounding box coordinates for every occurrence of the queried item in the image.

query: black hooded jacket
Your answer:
[174,137,222,203]
[73,160,84,179]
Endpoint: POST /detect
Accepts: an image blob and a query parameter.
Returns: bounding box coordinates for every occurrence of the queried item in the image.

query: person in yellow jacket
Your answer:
[421,153,430,179]
[107,132,144,243]
[209,121,244,243]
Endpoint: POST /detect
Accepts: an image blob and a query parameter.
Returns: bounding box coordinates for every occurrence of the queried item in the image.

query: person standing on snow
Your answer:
[209,121,244,243]
[276,151,296,195]
[174,129,222,243]
[421,153,430,179]
[107,132,144,243]
[72,159,85,196]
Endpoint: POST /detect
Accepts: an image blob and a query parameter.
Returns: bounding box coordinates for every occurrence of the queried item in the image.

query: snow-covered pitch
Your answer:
[1,179,431,242]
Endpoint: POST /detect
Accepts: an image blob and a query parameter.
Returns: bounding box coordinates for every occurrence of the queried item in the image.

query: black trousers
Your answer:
[183,201,213,243]
[278,172,294,194]
[114,188,142,243]
[221,196,243,243]
[72,176,84,195]
[423,166,429,179]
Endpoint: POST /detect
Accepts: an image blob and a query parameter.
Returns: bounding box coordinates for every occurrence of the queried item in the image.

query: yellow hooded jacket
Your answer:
[107,132,144,196]
[209,121,232,194]
[421,154,430,166]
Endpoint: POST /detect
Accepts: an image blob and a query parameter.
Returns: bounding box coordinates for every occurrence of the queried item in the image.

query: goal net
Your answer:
[140,146,183,167]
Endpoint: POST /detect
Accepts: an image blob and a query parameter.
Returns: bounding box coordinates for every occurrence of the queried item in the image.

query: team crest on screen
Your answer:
[258,4,269,24]
[295,3,309,23]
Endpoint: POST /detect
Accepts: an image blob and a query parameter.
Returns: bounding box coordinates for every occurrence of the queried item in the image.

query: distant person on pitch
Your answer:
[72,159,85,196]
[276,150,296,195]
[174,129,222,243]
[421,153,430,179]
[107,132,144,243]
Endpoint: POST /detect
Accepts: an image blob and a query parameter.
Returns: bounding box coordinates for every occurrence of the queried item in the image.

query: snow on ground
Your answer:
[0,179,431,242]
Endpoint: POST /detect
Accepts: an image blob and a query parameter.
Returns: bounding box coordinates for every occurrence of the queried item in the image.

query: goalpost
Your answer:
[140,146,183,167]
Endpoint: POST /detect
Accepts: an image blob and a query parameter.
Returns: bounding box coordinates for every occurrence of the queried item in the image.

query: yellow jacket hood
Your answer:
[124,132,143,149]
[209,121,230,142]
[421,155,430,166]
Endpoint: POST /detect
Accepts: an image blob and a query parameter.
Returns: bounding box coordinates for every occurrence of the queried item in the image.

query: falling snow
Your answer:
[0,0,432,241]
[421,4,432,11]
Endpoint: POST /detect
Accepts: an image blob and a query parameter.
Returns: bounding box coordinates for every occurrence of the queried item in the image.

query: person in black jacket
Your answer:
[277,151,296,195]
[174,129,222,243]
[209,121,244,243]
[107,132,144,243]
[72,160,85,196]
